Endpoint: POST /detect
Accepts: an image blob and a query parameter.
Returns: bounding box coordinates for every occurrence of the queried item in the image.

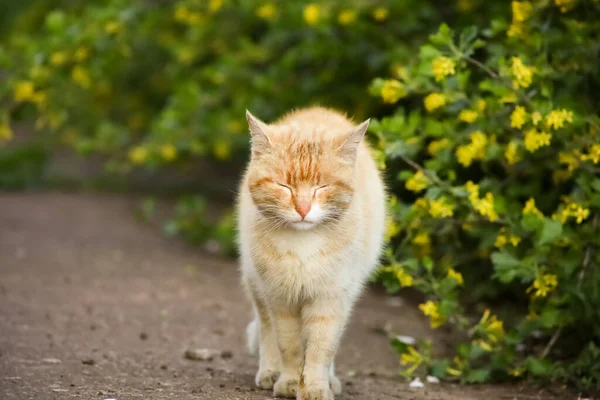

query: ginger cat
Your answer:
[236,107,386,400]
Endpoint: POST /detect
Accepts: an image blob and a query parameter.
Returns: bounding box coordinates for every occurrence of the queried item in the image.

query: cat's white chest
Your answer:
[271,229,324,261]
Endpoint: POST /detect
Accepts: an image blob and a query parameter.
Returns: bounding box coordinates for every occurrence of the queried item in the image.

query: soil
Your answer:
[0,192,574,400]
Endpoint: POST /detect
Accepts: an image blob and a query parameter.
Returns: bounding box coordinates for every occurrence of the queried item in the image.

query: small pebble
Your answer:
[409,377,424,388]
[184,348,215,361]
[426,375,440,384]
[82,358,96,366]
[160,364,168,370]
[139,332,148,340]
[221,350,233,359]
[42,358,62,364]
[395,335,417,345]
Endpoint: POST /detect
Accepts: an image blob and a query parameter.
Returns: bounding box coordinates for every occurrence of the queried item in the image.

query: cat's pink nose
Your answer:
[295,201,311,219]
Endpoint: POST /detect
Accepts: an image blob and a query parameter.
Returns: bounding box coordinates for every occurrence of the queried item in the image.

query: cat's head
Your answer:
[244,110,369,231]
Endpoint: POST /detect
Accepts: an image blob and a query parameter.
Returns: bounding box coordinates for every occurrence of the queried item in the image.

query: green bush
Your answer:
[369,1,600,390]
[2,0,600,391]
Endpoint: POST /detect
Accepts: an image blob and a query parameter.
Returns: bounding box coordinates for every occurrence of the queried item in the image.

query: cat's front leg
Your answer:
[246,285,281,390]
[298,297,349,400]
[270,304,303,398]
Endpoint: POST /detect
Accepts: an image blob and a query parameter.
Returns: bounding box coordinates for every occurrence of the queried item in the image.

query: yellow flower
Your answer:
[512,1,533,22]
[523,198,543,217]
[459,109,478,123]
[104,21,122,34]
[160,144,177,161]
[511,57,534,89]
[555,0,576,12]
[505,141,520,165]
[447,269,464,285]
[74,47,89,62]
[380,79,406,104]
[209,0,224,12]
[528,274,558,297]
[524,129,552,152]
[495,229,521,248]
[427,138,450,156]
[429,197,454,218]
[372,7,389,21]
[384,218,400,242]
[510,236,521,247]
[396,269,414,287]
[424,93,446,112]
[71,66,91,89]
[456,131,488,167]
[256,4,277,20]
[559,151,580,172]
[432,56,456,82]
[501,93,518,103]
[400,346,423,375]
[338,9,357,25]
[400,346,422,366]
[303,4,320,25]
[531,111,542,126]
[50,51,68,66]
[419,301,443,328]
[476,193,499,222]
[13,81,36,102]
[412,232,430,246]
[447,367,462,376]
[510,366,525,377]
[0,123,13,142]
[214,139,231,160]
[495,233,508,248]
[129,146,148,164]
[507,23,525,38]
[510,106,527,128]
[465,181,480,202]
[581,144,600,164]
[479,309,505,343]
[174,5,191,22]
[475,339,492,352]
[177,47,195,64]
[477,99,487,112]
[405,170,429,192]
[545,109,574,129]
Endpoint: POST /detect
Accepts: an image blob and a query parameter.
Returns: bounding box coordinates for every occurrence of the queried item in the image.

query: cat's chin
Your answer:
[289,220,318,231]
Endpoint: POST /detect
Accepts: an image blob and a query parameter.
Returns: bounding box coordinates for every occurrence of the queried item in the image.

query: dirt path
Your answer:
[0,192,568,400]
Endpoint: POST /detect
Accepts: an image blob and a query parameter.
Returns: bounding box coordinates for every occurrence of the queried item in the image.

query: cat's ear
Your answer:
[246,109,273,157]
[338,119,370,162]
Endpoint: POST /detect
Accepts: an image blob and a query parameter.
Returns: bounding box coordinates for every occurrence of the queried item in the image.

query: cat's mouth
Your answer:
[290,220,317,230]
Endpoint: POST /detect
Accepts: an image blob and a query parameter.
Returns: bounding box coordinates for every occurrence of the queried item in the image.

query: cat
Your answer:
[236,106,386,400]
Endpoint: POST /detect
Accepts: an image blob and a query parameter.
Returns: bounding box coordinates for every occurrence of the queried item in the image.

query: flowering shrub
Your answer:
[369,1,600,389]
[2,0,600,391]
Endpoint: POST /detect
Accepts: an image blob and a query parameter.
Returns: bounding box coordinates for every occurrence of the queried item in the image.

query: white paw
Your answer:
[274,375,299,398]
[297,385,335,400]
[256,368,280,389]
[329,375,341,395]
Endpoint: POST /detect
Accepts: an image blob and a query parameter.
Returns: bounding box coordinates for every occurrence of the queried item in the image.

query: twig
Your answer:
[397,153,443,186]
[462,55,533,108]
[541,215,598,358]
[463,55,499,79]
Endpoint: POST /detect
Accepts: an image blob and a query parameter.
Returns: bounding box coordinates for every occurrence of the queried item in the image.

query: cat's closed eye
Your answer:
[277,183,293,194]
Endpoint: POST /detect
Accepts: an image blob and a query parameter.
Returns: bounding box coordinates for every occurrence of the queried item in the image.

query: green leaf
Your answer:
[491,251,523,283]
[464,368,491,383]
[538,219,563,246]
[459,26,478,48]
[524,356,554,377]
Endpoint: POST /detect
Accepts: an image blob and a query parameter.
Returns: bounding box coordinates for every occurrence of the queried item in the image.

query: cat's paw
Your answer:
[273,375,299,398]
[329,375,341,395]
[256,369,280,390]
[297,385,335,400]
